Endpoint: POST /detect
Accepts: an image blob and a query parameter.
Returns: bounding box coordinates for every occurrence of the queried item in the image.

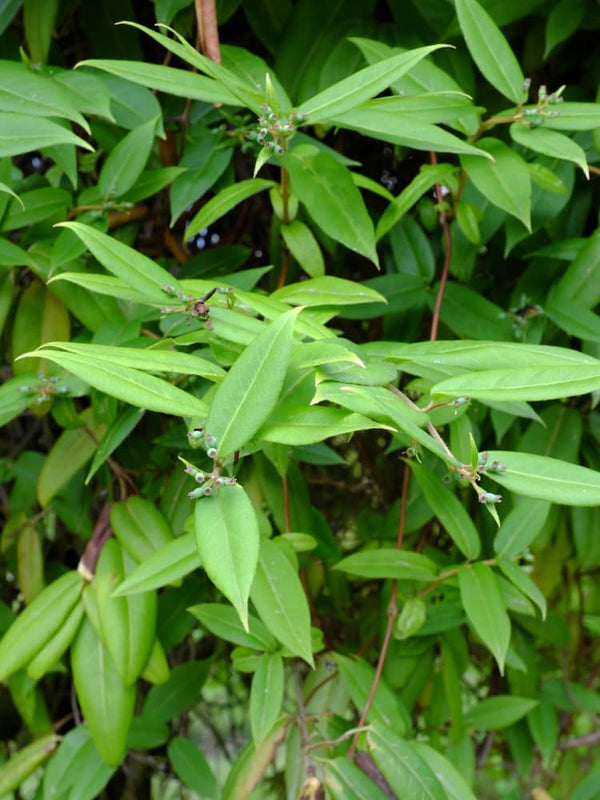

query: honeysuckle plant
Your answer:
[1,0,600,798]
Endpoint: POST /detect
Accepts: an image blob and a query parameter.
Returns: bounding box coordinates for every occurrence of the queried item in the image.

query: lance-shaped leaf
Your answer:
[207,307,299,458]
[55,222,182,302]
[510,123,589,177]
[71,617,136,767]
[94,539,157,686]
[296,44,448,123]
[250,653,284,743]
[185,179,275,241]
[250,537,313,666]
[195,485,259,630]
[432,364,600,402]
[485,450,600,506]
[456,0,525,103]
[461,138,531,229]
[281,145,378,265]
[410,461,480,560]
[458,563,511,674]
[19,349,207,418]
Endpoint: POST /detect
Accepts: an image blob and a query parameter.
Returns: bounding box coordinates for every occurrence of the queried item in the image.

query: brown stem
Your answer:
[194,0,221,63]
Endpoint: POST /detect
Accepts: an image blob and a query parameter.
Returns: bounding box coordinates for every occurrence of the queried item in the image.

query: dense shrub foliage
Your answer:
[1,1,600,798]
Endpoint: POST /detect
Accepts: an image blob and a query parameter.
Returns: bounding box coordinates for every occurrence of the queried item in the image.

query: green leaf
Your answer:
[94,540,157,686]
[455,0,525,103]
[194,485,259,630]
[280,220,325,278]
[71,618,136,766]
[0,734,59,797]
[458,563,511,673]
[0,112,92,156]
[0,571,83,683]
[366,724,446,800]
[337,656,411,736]
[55,222,182,302]
[188,603,276,650]
[432,364,600,402]
[98,117,158,198]
[410,461,481,560]
[185,179,275,241]
[493,498,551,558]
[376,164,457,240]
[40,341,225,382]
[463,695,538,730]
[207,307,299,458]
[273,276,385,307]
[80,59,240,105]
[21,349,208,418]
[113,534,200,596]
[168,737,218,798]
[296,44,448,123]
[497,557,547,618]
[250,653,284,743]
[510,123,588,177]
[250,537,313,666]
[282,145,378,265]
[461,138,531,229]
[143,661,211,723]
[333,548,437,582]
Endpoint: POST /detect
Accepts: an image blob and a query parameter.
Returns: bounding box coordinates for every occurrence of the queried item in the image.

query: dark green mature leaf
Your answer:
[456,0,525,103]
[195,486,259,630]
[250,537,313,665]
[282,145,378,265]
[458,563,511,673]
[461,138,531,229]
[207,308,299,458]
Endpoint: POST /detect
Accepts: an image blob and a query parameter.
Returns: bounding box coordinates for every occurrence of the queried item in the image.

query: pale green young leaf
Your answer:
[207,308,299,458]
[98,117,158,198]
[250,537,313,666]
[410,461,481,560]
[273,276,385,306]
[333,548,437,582]
[296,44,448,123]
[458,563,511,673]
[455,0,525,103]
[55,222,182,301]
[463,695,538,730]
[18,349,208,418]
[185,179,275,241]
[194,485,260,631]
[485,451,600,506]
[280,220,325,278]
[281,145,378,265]
[79,59,239,105]
[113,534,200,597]
[250,653,284,743]
[461,138,531,229]
[510,123,588,177]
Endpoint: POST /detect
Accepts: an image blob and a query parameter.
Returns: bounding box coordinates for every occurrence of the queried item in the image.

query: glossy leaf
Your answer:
[410,461,480,560]
[334,548,437,582]
[456,0,525,103]
[113,533,200,596]
[194,485,260,630]
[250,653,284,743]
[458,563,511,673]
[461,138,531,229]
[296,44,447,122]
[282,145,378,265]
[250,537,313,665]
[207,308,299,458]
[71,617,136,767]
[185,179,274,241]
[464,695,538,730]
[0,570,83,682]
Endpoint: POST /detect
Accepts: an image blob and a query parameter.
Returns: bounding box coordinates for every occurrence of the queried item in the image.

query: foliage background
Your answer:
[1,0,600,799]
